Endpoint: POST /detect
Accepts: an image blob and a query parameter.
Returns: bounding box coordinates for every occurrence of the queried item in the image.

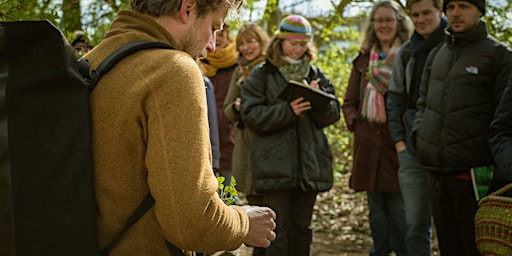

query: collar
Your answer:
[410,18,448,56]
[445,21,488,47]
[106,10,177,47]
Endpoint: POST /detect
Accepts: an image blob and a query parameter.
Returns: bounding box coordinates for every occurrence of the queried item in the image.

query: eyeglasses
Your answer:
[238,38,259,48]
[372,18,396,25]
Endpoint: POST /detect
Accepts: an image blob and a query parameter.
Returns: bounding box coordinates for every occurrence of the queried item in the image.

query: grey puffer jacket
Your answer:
[240,61,340,193]
[411,22,512,172]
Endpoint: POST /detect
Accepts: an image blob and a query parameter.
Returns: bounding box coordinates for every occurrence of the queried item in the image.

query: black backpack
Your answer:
[0,20,182,256]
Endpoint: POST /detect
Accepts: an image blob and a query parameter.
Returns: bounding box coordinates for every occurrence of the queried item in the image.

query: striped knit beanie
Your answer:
[274,15,313,41]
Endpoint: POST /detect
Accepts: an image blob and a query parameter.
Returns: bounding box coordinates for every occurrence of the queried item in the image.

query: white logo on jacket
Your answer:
[465,66,479,75]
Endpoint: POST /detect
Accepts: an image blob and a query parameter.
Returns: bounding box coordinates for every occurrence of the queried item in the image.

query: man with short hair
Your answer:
[411,0,512,254]
[387,0,446,254]
[84,0,277,254]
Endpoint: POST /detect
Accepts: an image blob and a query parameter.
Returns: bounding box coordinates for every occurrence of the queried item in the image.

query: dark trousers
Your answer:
[256,187,317,256]
[428,173,481,256]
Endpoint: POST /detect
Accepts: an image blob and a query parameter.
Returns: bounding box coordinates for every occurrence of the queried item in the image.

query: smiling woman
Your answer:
[341,0,413,255]
[239,14,341,256]
[222,22,270,255]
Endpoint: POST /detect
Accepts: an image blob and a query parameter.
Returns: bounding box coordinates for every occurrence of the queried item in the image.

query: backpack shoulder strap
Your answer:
[77,40,184,255]
[99,193,185,256]
[78,41,176,91]
[100,193,155,256]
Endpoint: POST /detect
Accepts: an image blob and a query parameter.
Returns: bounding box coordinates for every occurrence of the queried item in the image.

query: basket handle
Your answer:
[489,183,512,197]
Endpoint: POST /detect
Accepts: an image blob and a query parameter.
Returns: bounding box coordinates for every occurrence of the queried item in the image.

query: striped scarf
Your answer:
[361,42,399,123]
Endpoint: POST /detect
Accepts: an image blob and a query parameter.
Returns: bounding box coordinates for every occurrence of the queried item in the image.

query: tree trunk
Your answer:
[62,0,82,34]
[262,0,282,36]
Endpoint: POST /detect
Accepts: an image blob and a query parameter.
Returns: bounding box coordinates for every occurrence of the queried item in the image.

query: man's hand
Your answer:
[241,205,277,248]
[234,97,241,112]
[395,141,406,153]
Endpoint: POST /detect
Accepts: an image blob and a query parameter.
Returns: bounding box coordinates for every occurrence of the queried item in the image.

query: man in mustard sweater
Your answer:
[83,0,277,255]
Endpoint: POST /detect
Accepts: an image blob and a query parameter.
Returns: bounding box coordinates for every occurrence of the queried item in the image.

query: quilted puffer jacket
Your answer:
[241,61,340,193]
[411,22,512,172]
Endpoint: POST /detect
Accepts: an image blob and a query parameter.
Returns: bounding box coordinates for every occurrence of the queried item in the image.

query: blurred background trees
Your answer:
[1,0,510,185]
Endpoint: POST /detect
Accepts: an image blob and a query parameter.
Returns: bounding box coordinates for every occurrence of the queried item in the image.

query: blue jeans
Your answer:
[397,150,432,256]
[367,191,407,256]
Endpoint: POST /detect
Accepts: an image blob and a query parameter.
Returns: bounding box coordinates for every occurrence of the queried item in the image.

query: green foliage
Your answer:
[81,0,130,46]
[61,0,82,33]
[217,175,239,206]
[483,2,512,46]
[260,0,281,35]
[0,0,60,22]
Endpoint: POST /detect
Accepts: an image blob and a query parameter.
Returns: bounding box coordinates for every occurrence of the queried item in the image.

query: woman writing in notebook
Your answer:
[240,15,340,256]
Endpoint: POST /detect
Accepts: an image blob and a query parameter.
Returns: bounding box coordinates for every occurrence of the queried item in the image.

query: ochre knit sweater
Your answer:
[84,10,249,255]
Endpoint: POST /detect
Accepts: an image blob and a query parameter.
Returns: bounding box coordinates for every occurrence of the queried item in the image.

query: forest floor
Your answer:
[235,172,440,256]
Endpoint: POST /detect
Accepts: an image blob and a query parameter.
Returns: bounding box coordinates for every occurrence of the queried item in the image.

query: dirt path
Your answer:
[234,180,440,256]
[233,185,373,256]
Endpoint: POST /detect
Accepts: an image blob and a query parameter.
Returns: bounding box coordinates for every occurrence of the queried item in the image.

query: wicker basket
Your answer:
[474,183,512,255]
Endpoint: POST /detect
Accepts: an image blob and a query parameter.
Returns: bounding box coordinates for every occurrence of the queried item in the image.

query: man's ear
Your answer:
[436,8,443,19]
[179,0,196,23]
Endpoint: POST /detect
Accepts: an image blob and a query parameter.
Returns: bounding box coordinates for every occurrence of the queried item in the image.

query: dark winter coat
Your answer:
[342,52,400,193]
[411,22,512,172]
[489,81,512,194]
[205,77,220,170]
[209,65,237,171]
[240,61,340,193]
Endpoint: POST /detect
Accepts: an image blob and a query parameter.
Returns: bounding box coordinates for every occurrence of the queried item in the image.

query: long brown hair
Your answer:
[235,23,270,60]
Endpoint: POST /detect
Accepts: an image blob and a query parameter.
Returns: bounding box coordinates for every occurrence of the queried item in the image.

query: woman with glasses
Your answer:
[341,0,413,255]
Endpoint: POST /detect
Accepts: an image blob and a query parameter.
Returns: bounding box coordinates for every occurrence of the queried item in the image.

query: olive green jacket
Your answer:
[223,68,256,195]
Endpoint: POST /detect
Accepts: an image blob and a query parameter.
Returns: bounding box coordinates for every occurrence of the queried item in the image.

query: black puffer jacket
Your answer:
[411,22,512,172]
[489,83,512,189]
[240,61,340,193]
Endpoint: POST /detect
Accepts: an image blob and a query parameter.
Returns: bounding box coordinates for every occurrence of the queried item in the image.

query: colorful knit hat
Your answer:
[274,15,313,41]
[443,0,485,15]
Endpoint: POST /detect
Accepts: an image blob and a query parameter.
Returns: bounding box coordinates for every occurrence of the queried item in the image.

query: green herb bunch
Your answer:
[216,175,238,206]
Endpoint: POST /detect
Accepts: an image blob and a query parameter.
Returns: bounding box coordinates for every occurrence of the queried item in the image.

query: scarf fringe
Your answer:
[361,42,400,123]
[361,84,387,123]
